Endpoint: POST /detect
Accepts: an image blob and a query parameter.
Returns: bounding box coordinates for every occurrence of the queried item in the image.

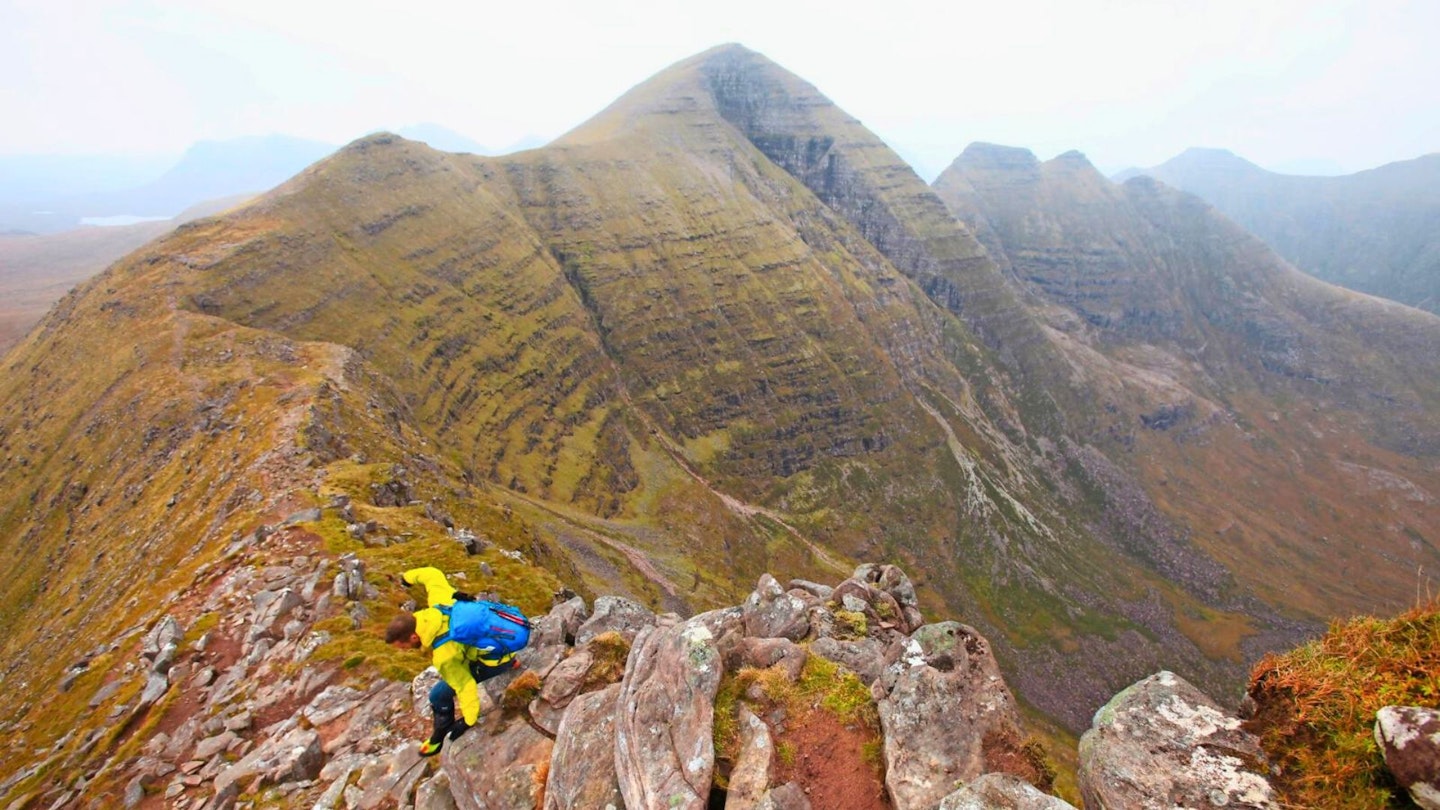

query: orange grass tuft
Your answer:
[1246,599,1440,808]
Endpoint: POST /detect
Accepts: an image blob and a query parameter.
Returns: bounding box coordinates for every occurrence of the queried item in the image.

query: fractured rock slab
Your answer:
[614,607,740,810]
[938,773,1076,809]
[544,682,624,809]
[875,622,1024,810]
[1078,671,1275,809]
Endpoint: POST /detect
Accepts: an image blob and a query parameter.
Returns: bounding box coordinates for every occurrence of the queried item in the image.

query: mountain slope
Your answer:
[1126,147,1440,313]
[936,142,1440,629]
[3,48,1437,793]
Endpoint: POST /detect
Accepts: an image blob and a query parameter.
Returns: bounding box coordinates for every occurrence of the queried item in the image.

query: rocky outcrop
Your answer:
[1078,671,1276,809]
[42,554,1296,810]
[575,596,655,645]
[725,706,776,809]
[876,622,1026,810]
[742,573,810,640]
[543,683,624,809]
[1375,705,1440,810]
[614,608,739,810]
[445,717,554,810]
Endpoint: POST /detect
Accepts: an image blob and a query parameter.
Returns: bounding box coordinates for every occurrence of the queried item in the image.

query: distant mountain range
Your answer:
[0,135,337,234]
[0,126,547,236]
[1118,147,1440,313]
[0,194,250,355]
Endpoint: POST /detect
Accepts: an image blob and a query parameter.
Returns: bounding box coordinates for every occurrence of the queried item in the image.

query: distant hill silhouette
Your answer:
[395,123,550,155]
[0,135,337,234]
[1122,147,1440,313]
[0,194,250,355]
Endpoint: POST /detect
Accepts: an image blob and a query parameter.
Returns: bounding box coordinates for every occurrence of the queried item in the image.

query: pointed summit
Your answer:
[558,43,862,151]
[560,45,1053,369]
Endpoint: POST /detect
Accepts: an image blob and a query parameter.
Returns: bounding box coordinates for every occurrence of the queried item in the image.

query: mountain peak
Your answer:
[1162,147,1267,176]
[555,43,800,146]
[1045,149,1105,181]
[956,142,1040,170]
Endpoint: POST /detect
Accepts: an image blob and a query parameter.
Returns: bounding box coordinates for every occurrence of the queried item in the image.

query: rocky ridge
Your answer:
[6,553,1285,809]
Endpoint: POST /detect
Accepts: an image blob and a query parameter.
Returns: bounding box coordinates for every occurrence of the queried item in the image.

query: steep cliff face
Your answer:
[1126,147,1440,314]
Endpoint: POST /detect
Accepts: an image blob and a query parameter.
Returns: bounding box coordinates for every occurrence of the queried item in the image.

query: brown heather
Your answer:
[1247,600,1440,808]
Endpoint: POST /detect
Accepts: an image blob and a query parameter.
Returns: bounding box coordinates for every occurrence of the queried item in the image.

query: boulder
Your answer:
[248,587,304,643]
[544,683,625,809]
[138,671,170,708]
[537,649,594,713]
[548,596,591,645]
[352,744,426,810]
[415,771,460,810]
[735,637,808,682]
[614,607,741,810]
[1375,705,1440,810]
[875,622,1025,810]
[411,667,443,721]
[810,637,885,685]
[786,579,834,601]
[1078,671,1276,810]
[726,707,775,810]
[854,563,920,613]
[758,782,811,810]
[333,553,374,601]
[576,596,656,646]
[302,684,366,726]
[742,574,811,641]
[141,615,182,660]
[938,773,1076,809]
[445,713,554,810]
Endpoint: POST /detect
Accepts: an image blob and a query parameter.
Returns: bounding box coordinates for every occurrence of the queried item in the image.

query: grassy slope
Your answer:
[1248,600,1440,808]
[7,47,1433,786]
[0,196,253,356]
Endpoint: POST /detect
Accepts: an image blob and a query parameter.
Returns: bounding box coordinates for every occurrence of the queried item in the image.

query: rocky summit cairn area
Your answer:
[31,546,1297,810]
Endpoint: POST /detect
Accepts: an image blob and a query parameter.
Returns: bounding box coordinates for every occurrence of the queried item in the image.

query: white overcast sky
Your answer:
[2,0,1437,177]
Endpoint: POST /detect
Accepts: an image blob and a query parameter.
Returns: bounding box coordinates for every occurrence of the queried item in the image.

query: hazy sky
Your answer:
[3,0,1437,177]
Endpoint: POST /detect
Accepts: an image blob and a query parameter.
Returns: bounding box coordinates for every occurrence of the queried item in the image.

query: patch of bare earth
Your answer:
[774,710,891,810]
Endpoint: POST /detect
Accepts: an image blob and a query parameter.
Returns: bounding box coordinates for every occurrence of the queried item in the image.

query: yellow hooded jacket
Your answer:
[401,566,515,725]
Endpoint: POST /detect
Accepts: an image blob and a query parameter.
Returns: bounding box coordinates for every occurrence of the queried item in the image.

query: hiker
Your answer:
[386,566,529,757]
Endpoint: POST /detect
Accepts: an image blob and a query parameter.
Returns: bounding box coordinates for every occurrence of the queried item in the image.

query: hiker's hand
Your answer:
[453,591,475,602]
[447,720,471,741]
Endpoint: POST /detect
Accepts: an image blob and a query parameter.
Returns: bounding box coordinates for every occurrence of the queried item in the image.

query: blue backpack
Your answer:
[432,600,531,658]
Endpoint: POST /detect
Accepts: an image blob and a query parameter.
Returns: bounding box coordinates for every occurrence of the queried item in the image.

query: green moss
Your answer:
[186,612,220,646]
[712,672,745,763]
[833,609,868,640]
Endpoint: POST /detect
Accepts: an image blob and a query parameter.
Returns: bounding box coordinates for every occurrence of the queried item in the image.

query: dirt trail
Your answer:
[615,386,848,575]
